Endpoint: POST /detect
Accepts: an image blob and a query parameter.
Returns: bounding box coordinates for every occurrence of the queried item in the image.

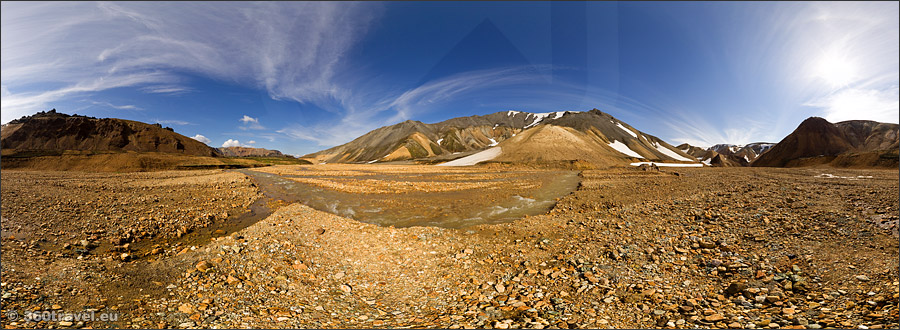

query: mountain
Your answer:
[675,142,776,167]
[709,143,775,163]
[1,109,219,156]
[218,146,286,157]
[675,143,706,159]
[307,109,698,166]
[752,117,899,168]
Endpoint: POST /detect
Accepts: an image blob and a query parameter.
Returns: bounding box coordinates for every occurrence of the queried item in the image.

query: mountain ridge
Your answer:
[752,117,899,168]
[306,109,698,166]
[1,109,220,157]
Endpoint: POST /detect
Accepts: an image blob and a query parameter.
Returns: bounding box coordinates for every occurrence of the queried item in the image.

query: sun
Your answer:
[813,52,858,88]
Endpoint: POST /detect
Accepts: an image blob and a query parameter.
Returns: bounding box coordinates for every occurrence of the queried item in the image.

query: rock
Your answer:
[316,228,326,235]
[698,240,717,249]
[340,284,352,293]
[705,314,725,322]
[495,284,506,293]
[226,275,241,285]
[59,321,73,327]
[195,260,213,272]
[856,275,870,281]
[120,253,131,261]
[178,303,193,314]
[726,281,748,296]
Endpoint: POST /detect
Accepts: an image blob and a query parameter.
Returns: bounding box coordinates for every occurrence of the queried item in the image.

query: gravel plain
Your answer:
[1,166,897,329]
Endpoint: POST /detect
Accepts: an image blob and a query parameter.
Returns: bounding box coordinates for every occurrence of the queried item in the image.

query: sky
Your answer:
[2,2,898,155]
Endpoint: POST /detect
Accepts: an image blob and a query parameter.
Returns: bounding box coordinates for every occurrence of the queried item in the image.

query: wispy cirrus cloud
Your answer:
[1,2,381,123]
[154,119,192,126]
[277,66,553,147]
[90,101,141,110]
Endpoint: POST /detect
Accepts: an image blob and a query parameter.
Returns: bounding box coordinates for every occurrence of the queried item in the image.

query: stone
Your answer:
[705,314,725,322]
[340,284,352,293]
[196,260,213,272]
[59,321,73,327]
[856,275,870,281]
[178,303,193,314]
[726,281,748,296]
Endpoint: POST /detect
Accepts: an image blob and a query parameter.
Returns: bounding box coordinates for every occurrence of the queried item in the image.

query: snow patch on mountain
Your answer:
[437,147,502,166]
[652,142,694,162]
[614,121,638,138]
[522,111,576,129]
[629,162,704,167]
[608,140,644,158]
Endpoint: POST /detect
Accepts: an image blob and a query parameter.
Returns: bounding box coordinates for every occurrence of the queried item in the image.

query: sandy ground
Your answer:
[1,165,897,329]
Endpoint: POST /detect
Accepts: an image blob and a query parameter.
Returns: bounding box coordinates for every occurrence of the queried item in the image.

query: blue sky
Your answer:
[2,2,898,155]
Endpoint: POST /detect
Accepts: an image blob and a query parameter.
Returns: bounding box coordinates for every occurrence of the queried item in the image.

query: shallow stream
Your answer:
[238,168,579,228]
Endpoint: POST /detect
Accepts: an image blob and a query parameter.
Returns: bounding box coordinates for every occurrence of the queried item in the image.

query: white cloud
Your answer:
[239,115,265,130]
[1,2,381,123]
[805,87,900,124]
[91,101,141,110]
[247,140,256,144]
[278,66,551,147]
[190,134,211,144]
[221,139,241,148]
[155,119,192,126]
[239,115,258,124]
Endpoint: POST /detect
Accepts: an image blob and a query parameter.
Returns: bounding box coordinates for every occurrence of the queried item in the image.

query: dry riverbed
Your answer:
[1,165,897,329]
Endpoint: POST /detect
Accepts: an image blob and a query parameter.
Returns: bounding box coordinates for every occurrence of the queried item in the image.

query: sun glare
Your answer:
[813,52,858,88]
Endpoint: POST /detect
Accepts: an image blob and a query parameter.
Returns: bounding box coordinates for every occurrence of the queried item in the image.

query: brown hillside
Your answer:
[218,146,286,157]
[1,110,219,157]
[307,109,697,166]
[752,117,899,168]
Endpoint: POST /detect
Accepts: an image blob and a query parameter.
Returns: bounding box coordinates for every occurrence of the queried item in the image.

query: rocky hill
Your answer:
[676,142,776,167]
[218,146,287,158]
[307,109,698,166]
[675,143,706,159]
[752,117,899,168]
[1,109,220,157]
[710,143,775,163]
